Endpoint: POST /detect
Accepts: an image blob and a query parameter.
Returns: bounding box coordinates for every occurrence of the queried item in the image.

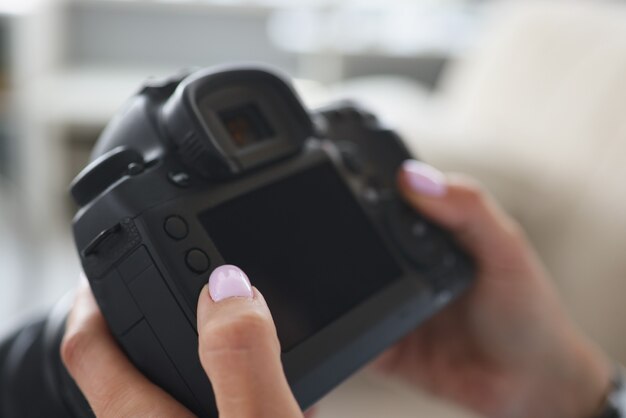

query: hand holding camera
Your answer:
[63,160,611,418]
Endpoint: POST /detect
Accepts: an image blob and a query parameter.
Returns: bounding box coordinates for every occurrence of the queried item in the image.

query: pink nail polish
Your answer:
[401,160,447,197]
[208,265,253,302]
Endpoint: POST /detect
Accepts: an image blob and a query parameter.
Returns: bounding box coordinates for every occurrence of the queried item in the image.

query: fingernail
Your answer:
[401,160,447,197]
[208,265,253,302]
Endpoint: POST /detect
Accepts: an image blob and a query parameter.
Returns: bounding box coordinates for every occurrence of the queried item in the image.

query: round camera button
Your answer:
[168,171,191,187]
[164,216,188,240]
[127,162,145,176]
[186,249,211,274]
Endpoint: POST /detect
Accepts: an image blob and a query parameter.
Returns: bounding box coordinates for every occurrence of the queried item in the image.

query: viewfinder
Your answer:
[218,103,275,148]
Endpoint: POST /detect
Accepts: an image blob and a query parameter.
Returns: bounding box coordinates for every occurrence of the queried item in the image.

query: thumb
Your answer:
[397,160,529,270]
[197,265,302,418]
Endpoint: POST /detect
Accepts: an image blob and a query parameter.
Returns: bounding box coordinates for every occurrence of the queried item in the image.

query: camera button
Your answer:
[186,249,211,274]
[168,171,191,188]
[164,216,189,240]
[410,220,429,238]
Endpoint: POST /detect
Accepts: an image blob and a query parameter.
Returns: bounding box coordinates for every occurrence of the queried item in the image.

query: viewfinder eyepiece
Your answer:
[161,67,314,179]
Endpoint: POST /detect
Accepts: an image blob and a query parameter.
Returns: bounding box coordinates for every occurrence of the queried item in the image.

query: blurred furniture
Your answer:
[426,0,626,363]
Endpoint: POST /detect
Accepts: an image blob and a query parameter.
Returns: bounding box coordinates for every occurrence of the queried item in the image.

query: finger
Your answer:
[197,265,302,418]
[398,160,530,269]
[62,282,194,418]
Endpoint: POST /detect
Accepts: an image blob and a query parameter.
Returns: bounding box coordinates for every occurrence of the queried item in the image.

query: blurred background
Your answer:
[1,0,626,416]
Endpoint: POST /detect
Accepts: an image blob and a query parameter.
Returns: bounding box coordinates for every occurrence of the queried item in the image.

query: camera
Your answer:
[0,66,473,417]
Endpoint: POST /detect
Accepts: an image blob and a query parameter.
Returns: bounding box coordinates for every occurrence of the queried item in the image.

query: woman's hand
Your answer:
[61,266,304,418]
[374,160,612,418]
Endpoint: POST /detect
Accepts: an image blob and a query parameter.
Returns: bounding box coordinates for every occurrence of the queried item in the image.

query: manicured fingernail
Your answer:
[401,160,447,197]
[208,265,253,302]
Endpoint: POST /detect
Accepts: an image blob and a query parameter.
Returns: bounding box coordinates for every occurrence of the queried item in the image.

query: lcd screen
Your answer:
[199,162,403,351]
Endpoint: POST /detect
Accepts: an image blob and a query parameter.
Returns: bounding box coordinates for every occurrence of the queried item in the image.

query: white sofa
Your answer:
[420,0,626,363]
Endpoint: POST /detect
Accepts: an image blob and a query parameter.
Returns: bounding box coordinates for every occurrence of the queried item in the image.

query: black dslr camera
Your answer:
[0,66,473,417]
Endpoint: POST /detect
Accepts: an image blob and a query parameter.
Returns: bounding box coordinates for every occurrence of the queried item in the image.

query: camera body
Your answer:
[70,66,474,417]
